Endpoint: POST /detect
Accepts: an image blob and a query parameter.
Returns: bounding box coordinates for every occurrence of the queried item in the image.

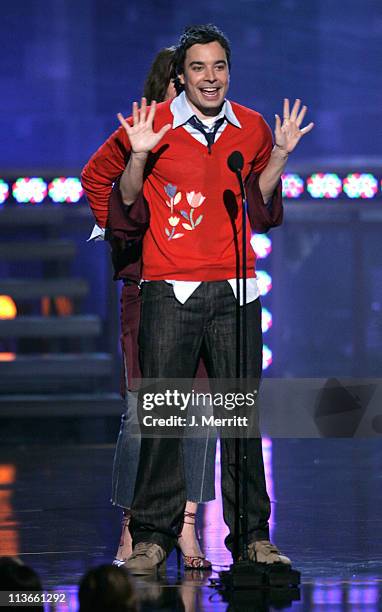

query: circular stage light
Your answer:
[48,177,84,203]
[307,173,342,198]
[263,345,272,370]
[343,173,378,199]
[0,295,17,319]
[282,173,304,198]
[261,308,273,333]
[256,270,272,296]
[0,179,9,204]
[251,234,272,258]
[12,178,47,203]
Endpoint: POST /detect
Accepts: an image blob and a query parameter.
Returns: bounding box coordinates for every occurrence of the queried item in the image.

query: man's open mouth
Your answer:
[200,88,220,98]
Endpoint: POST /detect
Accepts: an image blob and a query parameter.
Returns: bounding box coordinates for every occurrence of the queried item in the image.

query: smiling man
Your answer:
[82,23,313,573]
[178,40,230,112]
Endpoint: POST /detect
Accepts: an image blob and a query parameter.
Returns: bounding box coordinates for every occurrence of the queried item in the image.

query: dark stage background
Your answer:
[2,0,381,169]
[0,3,382,608]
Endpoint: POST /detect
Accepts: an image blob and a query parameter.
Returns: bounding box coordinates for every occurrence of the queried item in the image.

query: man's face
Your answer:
[179,41,230,118]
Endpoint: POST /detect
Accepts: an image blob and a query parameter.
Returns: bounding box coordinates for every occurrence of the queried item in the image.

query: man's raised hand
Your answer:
[274,98,314,154]
[117,97,171,155]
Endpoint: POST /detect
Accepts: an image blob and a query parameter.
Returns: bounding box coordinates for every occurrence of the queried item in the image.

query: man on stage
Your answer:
[82,23,313,573]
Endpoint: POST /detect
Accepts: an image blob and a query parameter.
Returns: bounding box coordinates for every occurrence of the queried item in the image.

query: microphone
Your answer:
[227,150,244,174]
[227,151,245,202]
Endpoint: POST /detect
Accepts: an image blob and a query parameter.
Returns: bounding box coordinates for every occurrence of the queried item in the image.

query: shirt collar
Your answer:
[170,91,241,129]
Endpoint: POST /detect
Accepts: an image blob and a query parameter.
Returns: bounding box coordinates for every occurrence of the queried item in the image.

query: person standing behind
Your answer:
[83,48,216,569]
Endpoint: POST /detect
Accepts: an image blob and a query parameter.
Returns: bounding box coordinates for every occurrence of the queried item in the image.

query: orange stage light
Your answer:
[0,295,17,319]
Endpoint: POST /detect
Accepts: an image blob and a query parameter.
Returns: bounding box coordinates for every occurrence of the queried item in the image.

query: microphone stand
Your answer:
[237,164,248,563]
[235,163,259,574]
[216,153,300,593]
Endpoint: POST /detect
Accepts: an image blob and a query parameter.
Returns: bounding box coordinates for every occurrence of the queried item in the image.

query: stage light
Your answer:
[0,353,16,361]
[12,178,47,203]
[313,586,342,604]
[0,484,19,556]
[0,465,16,485]
[307,173,342,198]
[48,177,84,203]
[263,345,272,370]
[348,585,379,605]
[343,173,378,199]
[261,308,272,333]
[251,234,272,258]
[282,173,304,198]
[262,437,272,450]
[0,296,17,319]
[256,270,272,296]
[0,180,9,204]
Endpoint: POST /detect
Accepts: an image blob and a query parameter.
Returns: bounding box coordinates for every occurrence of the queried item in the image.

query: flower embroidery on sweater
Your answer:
[164,185,205,241]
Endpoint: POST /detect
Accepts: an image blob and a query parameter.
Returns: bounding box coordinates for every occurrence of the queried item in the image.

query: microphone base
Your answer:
[218,560,301,589]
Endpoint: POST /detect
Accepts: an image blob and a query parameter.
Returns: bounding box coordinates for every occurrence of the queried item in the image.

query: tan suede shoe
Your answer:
[248,540,291,565]
[125,542,166,574]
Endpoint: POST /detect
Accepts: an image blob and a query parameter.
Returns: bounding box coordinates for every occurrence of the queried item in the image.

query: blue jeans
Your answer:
[111,362,216,508]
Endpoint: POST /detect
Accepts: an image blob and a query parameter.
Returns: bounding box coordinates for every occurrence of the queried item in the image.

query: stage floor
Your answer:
[0,436,381,610]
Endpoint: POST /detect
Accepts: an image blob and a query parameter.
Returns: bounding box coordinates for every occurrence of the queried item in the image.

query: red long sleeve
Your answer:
[81,125,131,227]
[246,174,283,234]
[245,116,283,233]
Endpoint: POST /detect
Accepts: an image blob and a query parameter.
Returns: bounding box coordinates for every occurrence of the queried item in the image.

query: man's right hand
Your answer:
[117,97,171,156]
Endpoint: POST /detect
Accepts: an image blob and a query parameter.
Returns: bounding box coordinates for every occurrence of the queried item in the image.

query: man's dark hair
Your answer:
[173,24,231,79]
[143,46,179,103]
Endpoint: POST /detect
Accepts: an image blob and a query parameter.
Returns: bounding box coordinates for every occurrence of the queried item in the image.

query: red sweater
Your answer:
[82,99,280,281]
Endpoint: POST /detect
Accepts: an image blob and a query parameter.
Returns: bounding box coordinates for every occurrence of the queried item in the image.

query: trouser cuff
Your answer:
[131,530,176,556]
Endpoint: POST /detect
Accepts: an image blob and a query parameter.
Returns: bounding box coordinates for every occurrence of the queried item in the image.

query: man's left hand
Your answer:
[274,98,314,154]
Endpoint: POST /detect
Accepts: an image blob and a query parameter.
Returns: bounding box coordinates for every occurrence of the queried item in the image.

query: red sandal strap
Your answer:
[183,510,196,525]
